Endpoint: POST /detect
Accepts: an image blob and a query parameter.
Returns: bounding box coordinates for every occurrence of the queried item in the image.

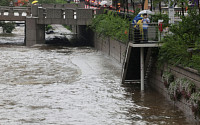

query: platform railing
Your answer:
[129,23,168,43]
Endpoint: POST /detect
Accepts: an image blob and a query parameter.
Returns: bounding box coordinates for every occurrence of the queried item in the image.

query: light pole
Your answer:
[168,0,174,24]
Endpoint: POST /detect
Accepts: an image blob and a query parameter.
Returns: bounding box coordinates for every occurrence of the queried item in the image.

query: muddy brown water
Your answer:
[0,25,190,124]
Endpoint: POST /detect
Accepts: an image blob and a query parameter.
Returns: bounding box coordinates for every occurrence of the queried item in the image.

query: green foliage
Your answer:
[151,13,169,27]
[168,81,181,101]
[0,0,10,6]
[133,8,140,16]
[1,22,15,33]
[63,25,72,31]
[38,0,67,4]
[162,71,174,88]
[170,0,188,7]
[168,77,195,101]
[170,8,200,44]
[90,11,130,43]
[176,78,196,100]
[45,24,53,31]
[189,55,200,72]
[158,7,200,72]
[56,0,67,4]
[158,35,190,66]
[190,92,200,117]
[166,75,198,117]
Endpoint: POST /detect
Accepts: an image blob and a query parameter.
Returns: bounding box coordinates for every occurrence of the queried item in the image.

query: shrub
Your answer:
[63,25,72,31]
[1,22,15,33]
[189,54,200,72]
[168,78,196,101]
[151,13,169,28]
[90,11,130,43]
[176,78,196,100]
[158,36,190,66]
[190,92,200,117]
[38,0,67,4]
[168,81,181,101]
[0,0,9,6]
[162,71,174,88]
[45,24,53,31]
[158,7,200,72]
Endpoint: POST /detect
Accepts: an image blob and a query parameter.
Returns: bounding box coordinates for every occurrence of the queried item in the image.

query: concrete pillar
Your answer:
[27,7,31,16]
[31,5,38,17]
[18,10,23,16]
[36,24,45,44]
[140,47,144,91]
[25,17,37,46]
[71,25,77,33]
[25,17,45,46]
[8,7,14,16]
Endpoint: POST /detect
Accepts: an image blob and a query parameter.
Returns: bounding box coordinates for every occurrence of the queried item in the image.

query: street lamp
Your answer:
[168,0,174,24]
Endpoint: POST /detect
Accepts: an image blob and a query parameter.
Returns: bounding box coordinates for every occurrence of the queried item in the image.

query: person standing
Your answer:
[9,1,14,7]
[142,13,150,42]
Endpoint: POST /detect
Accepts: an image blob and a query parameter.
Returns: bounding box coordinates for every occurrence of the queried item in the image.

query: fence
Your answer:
[129,22,169,43]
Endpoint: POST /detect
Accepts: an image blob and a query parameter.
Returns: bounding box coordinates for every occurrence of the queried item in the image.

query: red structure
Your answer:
[14,0,29,6]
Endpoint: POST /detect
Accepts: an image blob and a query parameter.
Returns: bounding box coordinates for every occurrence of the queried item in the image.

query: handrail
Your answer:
[129,22,167,43]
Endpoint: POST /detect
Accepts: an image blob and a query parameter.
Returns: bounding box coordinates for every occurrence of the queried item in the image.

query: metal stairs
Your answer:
[121,43,153,85]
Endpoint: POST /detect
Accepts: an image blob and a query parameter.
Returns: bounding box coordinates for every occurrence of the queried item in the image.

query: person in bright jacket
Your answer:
[132,14,143,26]
[132,14,143,43]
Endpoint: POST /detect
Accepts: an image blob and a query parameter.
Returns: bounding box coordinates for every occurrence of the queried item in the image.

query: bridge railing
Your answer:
[0,5,104,24]
[35,5,104,25]
[0,6,31,17]
[41,3,85,9]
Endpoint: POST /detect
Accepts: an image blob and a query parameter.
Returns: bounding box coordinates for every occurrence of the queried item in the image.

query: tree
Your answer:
[158,7,200,71]
[131,0,135,11]
[0,22,15,33]
[173,0,188,16]
[0,0,10,6]
[38,0,67,4]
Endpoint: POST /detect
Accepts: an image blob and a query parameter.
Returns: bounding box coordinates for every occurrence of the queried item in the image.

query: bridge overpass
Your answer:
[0,3,104,46]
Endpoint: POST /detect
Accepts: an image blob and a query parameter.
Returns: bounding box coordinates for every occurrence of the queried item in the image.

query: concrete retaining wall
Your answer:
[149,63,200,123]
[93,33,126,64]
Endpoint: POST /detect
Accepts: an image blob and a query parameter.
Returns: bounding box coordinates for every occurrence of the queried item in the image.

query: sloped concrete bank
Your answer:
[93,34,200,123]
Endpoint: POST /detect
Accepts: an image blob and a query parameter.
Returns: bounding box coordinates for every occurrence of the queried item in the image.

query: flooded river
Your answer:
[0,25,190,124]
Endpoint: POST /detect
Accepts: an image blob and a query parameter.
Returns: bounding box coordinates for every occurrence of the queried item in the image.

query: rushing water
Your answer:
[0,25,190,125]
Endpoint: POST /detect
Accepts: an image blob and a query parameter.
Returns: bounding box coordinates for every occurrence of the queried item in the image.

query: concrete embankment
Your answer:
[149,64,200,122]
[92,33,200,123]
[93,33,127,64]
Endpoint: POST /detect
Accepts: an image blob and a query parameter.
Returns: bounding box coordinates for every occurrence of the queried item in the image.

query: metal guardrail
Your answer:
[129,23,168,43]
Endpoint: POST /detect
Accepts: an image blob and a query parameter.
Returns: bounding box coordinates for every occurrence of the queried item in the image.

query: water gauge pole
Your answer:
[140,47,144,91]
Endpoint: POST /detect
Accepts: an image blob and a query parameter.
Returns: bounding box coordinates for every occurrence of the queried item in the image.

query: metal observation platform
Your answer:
[121,23,164,91]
